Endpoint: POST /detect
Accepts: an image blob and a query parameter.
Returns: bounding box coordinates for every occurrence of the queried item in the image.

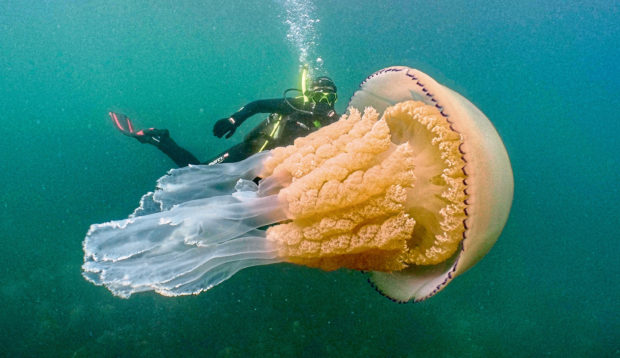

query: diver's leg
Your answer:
[151,130,201,167]
[204,141,255,165]
[132,128,200,167]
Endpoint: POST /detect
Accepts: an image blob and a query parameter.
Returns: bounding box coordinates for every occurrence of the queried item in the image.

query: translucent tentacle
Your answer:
[82,151,287,298]
[83,234,280,298]
[133,150,271,216]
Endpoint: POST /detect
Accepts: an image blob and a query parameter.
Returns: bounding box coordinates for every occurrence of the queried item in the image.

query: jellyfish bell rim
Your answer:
[349,66,514,302]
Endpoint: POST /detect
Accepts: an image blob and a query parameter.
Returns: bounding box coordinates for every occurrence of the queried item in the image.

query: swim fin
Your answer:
[108,112,169,145]
[109,111,138,137]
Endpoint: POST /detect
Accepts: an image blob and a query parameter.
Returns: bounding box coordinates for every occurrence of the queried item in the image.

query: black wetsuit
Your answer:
[156,97,339,167]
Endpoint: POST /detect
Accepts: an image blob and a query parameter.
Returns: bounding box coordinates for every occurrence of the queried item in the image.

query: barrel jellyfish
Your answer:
[83,66,514,302]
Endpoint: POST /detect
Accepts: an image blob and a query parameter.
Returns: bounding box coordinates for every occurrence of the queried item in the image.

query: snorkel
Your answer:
[283,65,336,115]
[283,64,313,114]
[301,65,309,103]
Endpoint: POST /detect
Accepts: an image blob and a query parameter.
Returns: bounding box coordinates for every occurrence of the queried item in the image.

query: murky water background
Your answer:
[1,1,617,356]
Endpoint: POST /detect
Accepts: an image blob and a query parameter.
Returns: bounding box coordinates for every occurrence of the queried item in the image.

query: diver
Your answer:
[109,75,339,167]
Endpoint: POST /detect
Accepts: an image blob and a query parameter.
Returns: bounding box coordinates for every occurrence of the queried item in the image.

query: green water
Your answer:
[1,0,618,356]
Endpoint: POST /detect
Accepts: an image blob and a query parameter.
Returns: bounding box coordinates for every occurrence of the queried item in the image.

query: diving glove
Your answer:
[213,117,237,138]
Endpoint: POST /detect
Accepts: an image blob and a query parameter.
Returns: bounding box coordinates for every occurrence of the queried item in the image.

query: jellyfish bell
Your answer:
[349,66,514,301]
[82,66,513,302]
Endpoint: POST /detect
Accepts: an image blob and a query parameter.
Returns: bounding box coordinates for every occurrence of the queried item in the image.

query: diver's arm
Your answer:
[229,98,292,126]
[213,98,293,138]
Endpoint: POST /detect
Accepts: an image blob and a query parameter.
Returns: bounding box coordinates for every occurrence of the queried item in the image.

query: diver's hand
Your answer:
[213,117,237,138]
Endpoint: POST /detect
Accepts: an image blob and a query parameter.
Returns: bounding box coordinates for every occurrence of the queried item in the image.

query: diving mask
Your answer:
[307,90,338,106]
